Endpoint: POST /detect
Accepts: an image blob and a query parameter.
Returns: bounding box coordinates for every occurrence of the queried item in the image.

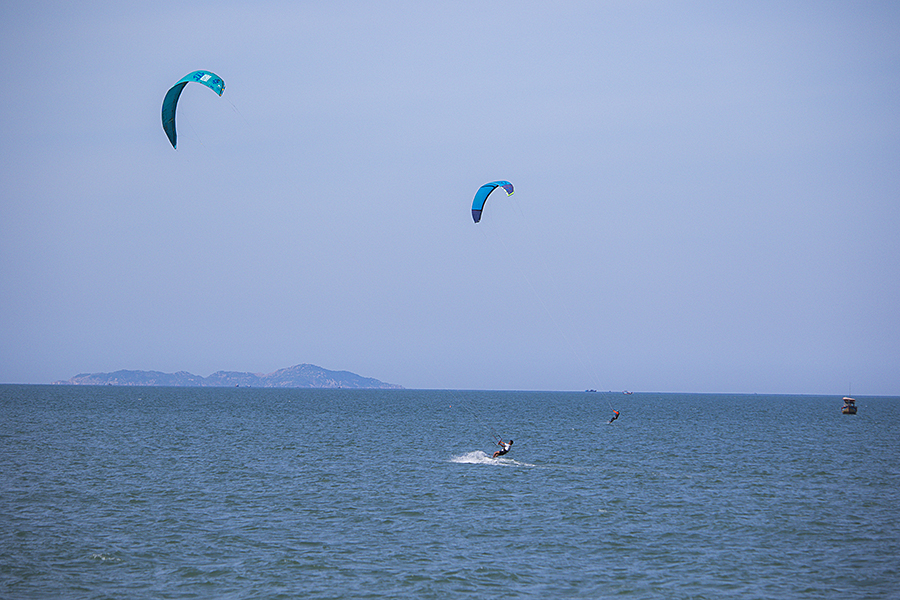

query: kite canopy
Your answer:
[471,181,514,223]
[161,70,225,149]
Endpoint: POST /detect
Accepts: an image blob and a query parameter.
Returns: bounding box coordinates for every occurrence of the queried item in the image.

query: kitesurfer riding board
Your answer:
[492,439,513,458]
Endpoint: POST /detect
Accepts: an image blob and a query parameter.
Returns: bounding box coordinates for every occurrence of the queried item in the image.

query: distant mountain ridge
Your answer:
[54,364,402,389]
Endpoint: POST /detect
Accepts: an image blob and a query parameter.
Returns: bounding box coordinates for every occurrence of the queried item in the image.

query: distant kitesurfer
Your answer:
[492,439,513,459]
[608,410,619,424]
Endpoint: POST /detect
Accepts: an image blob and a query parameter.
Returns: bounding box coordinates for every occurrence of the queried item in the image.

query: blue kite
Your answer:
[471,181,514,223]
[161,70,225,149]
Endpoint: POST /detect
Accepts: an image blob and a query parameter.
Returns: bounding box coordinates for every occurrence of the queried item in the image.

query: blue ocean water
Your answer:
[1,385,897,599]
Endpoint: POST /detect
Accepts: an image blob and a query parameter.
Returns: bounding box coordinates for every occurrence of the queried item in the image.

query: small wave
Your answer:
[90,553,122,563]
[449,451,534,467]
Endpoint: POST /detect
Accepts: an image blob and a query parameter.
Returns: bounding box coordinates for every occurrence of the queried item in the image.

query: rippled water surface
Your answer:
[1,386,898,599]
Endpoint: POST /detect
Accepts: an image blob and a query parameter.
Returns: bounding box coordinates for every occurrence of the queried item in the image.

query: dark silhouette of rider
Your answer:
[608,410,619,424]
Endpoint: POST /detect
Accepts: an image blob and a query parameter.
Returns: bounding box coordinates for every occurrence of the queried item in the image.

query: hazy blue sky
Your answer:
[2,1,898,394]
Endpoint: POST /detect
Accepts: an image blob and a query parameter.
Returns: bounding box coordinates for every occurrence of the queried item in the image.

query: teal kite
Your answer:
[471,181,514,223]
[161,70,225,149]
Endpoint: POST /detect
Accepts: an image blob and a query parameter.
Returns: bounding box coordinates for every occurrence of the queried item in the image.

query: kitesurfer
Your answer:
[608,410,619,424]
[492,439,513,459]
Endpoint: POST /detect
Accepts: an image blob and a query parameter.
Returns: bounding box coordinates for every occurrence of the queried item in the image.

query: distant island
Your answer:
[53,363,402,389]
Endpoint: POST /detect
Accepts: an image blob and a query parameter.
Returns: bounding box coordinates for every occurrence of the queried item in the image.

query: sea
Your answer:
[1,385,897,600]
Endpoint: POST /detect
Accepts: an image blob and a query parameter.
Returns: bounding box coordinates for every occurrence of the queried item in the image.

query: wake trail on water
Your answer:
[450,451,535,467]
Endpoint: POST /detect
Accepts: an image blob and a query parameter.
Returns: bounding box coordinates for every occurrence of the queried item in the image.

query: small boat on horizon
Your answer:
[842,396,857,415]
